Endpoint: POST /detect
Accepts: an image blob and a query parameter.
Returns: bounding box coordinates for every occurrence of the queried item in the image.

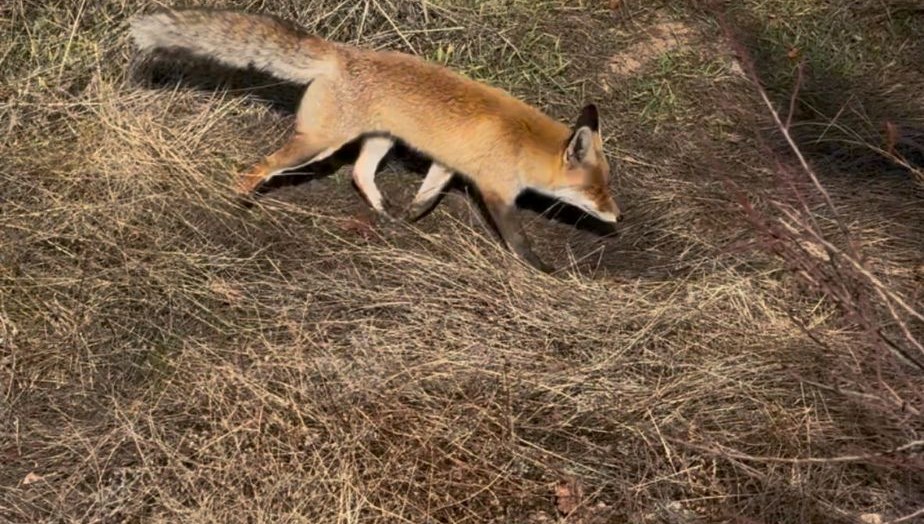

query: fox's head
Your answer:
[547,104,621,223]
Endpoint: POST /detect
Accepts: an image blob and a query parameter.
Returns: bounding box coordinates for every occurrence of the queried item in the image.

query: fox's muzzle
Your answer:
[594,194,621,223]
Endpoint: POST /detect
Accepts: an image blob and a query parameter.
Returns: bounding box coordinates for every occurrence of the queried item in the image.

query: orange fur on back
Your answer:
[330,46,572,191]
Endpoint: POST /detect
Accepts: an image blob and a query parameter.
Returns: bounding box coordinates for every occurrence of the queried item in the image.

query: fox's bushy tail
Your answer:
[129,8,336,84]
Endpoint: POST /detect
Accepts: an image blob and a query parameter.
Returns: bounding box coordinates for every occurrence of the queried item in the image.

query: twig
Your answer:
[784,61,804,131]
[675,438,924,465]
[888,507,924,524]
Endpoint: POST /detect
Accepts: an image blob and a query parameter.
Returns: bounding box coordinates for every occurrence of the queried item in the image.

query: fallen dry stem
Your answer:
[674,437,924,465]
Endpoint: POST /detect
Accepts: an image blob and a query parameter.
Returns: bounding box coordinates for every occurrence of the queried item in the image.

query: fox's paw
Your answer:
[233,181,262,207]
[520,252,554,274]
[233,190,258,209]
[377,197,402,222]
[402,201,430,223]
[233,170,266,197]
[533,259,555,274]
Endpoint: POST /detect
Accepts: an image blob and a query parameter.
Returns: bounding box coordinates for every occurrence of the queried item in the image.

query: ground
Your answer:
[2,1,923,523]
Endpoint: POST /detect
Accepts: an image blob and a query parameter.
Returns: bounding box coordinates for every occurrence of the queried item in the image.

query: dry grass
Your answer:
[2,0,923,522]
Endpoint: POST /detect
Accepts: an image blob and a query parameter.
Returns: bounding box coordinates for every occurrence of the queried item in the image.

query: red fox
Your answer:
[130,8,621,272]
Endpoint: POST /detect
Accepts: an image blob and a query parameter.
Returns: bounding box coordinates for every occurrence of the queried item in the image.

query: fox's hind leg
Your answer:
[404,163,454,222]
[235,77,353,197]
[351,136,395,216]
[233,131,345,196]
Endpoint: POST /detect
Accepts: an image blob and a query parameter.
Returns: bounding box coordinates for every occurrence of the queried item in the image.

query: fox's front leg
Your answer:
[404,163,453,222]
[482,191,552,273]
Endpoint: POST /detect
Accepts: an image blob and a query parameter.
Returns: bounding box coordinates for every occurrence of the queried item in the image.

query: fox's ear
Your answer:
[565,126,594,165]
[574,103,599,133]
[565,104,599,165]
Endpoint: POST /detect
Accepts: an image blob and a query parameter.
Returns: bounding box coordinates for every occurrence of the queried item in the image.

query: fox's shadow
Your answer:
[132,52,370,191]
[132,51,306,113]
[131,52,619,236]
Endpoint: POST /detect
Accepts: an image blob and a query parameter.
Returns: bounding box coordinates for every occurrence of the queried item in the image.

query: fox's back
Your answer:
[329,46,570,178]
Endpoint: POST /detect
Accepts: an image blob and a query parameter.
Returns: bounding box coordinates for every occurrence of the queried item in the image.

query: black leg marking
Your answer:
[483,193,552,273]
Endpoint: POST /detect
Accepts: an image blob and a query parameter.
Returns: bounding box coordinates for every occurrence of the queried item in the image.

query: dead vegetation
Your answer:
[2,0,923,522]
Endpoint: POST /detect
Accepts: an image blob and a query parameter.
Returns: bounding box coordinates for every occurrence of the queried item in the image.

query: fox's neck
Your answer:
[516,114,570,189]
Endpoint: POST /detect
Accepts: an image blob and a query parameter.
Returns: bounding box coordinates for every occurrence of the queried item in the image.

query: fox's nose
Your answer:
[597,209,620,224]
[606,199,622,223]
[610,197,624,223]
